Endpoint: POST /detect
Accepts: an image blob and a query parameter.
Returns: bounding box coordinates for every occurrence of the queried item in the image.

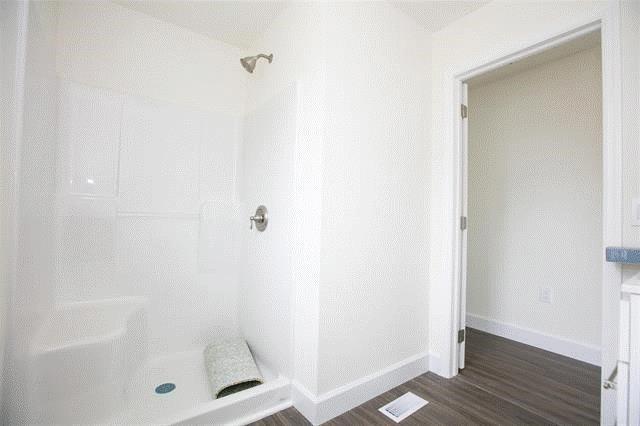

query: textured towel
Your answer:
[204,338,263,399]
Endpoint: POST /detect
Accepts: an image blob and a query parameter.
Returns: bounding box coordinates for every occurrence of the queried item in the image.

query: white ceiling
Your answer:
[115,1,490,49]
[114,1,291,49]
[389,1,491,33]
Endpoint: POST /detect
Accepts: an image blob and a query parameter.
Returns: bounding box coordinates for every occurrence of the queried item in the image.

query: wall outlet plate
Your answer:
[539,287,553,304]
[632,198,640,227]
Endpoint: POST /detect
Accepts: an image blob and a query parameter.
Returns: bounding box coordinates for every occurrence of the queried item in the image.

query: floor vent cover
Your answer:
[378,392,428,423]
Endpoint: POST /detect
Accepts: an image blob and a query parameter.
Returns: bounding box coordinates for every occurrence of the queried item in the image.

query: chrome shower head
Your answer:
[240,53,273,73]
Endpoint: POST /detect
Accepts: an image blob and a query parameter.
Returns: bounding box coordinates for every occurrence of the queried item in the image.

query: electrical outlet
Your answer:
[539,287,553,304]
[633,198,640,226]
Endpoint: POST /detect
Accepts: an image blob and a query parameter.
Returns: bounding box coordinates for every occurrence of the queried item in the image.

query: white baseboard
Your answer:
[291,382,318,424]
[428,352,451,378]
[466,313,601,366]
[292,352,429,425]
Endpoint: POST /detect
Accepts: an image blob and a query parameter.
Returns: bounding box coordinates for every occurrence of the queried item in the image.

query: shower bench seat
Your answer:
[28,297,148,424]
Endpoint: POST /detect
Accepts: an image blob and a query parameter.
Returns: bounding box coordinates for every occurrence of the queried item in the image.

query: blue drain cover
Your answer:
[155,383,176,394]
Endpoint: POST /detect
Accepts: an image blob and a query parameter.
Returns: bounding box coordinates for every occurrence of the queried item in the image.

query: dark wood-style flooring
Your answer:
[252,328,601,425]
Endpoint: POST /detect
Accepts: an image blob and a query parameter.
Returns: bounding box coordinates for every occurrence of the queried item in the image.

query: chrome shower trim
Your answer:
[240,53,273,73]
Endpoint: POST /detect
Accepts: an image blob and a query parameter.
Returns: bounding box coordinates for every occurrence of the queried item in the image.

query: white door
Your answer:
[458,82,469,370]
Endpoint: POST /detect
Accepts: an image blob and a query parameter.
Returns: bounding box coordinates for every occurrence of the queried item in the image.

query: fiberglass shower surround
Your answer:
[4,2,295,424]
[20,78,293,425]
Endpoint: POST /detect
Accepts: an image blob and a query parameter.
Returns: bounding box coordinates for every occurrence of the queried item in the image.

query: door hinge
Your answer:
[461,104,468,119]
[460,216,467,230]
[458,328,466,343]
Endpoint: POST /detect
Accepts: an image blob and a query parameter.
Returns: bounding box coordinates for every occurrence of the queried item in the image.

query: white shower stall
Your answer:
[2,1,300,424]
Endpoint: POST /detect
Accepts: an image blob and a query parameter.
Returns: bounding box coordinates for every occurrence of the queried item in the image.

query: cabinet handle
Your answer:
[603,366,617,390]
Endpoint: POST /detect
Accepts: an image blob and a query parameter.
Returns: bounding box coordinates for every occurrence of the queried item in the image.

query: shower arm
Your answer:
[256,54,273,63]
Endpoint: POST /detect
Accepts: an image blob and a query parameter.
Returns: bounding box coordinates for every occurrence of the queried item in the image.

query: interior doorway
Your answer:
[455,27,608,422]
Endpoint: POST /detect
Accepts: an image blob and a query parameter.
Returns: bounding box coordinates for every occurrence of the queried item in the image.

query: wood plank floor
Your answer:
[251,328,601,425]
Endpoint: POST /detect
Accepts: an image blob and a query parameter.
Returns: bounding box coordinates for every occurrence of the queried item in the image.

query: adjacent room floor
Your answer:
[253,328,600,425]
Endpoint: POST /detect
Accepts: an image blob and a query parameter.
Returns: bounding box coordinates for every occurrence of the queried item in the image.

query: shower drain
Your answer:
[155,383,176,394]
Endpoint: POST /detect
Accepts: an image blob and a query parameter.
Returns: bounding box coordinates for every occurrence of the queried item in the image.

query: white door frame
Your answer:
[448,9,623,426]
[457,82,468,371]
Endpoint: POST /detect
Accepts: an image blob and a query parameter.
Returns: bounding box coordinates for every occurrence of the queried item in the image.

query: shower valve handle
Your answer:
[249,206,268,232]
[249,214,264,229]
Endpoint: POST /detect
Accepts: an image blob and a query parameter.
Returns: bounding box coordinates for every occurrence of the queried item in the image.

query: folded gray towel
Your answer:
[204,338,264,399]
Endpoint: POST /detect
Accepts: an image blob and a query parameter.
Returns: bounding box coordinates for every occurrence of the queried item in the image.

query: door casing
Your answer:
[447,12,623,426]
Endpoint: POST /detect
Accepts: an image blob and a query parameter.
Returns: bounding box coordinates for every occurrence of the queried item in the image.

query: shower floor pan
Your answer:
[112,350,291,425]
[30,298,290,425]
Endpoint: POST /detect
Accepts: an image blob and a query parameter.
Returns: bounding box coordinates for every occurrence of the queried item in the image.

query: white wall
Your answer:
[243,2,327,396]
[614,3,640,422]
[3,1,59,422]
[467,47,602,352]
[318,1,431,395]
[0,0,26,412]
[54,1,246,356]
[243,3,432,420]
[429,0,608,378]
[15,0,59,336]
[622,0,640,274]
[56,1,245,117]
